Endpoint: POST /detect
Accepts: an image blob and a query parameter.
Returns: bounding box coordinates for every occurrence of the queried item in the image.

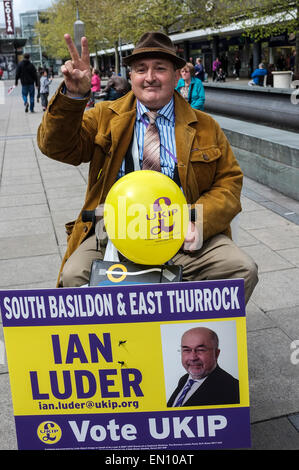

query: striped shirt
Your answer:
[118,98,177,179]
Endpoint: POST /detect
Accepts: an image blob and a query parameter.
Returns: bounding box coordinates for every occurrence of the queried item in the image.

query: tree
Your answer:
[35,0,78,60]
[82,0,136,73]
[225,0,299,75]
[129,0,188,36]
[127,0,234,38]
[35,0,235,66]
[35,0,139,72]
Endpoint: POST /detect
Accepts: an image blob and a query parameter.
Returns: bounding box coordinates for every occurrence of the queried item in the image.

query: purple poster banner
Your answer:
[15,408,250,450]
[1,279,245,327]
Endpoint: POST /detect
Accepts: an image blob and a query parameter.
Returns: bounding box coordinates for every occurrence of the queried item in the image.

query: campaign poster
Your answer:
[0,279,251,450]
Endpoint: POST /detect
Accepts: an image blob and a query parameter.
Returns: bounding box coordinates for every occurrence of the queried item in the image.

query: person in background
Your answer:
[212,57,221,82]
[215,67,226,82]
[194,57,205,81]
[248,63,267,86]
[266,64,275,87]
[102,75,131,101]
[176,62,205,110]
[15,53,38,113]
[290,50,296,72]
[277,54,286,71]
[0,67,3,80]
[88,68,101,107]
[233,56,241,80]
[40,69,52,111]
[36,66,43,103]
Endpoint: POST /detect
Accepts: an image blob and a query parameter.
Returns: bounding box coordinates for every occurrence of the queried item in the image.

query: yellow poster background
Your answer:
[3,318,249,416]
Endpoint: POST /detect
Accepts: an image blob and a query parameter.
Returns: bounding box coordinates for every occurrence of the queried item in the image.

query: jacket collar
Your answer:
[108,90,137,116]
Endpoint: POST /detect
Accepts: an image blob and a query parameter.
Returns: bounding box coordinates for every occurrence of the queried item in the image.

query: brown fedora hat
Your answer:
[123,31,186,69]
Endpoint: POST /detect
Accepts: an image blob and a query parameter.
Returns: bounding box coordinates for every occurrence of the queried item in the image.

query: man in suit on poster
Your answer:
[167,327,240,407]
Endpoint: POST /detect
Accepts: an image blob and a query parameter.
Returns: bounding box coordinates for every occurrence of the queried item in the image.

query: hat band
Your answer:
[130,46,177,58]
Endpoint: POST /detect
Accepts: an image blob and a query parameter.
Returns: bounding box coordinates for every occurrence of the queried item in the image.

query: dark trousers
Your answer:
[22,84,35,111]
[40,92,49,109]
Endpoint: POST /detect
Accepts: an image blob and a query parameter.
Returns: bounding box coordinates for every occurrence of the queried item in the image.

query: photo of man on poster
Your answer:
[166,326,240,407]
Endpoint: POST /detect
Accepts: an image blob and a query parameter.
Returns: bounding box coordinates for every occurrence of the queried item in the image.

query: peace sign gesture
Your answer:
[61,34,91,97]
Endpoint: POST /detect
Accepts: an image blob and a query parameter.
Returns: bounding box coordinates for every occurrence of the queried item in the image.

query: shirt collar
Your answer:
[137,97,175,123]
[187,374,208,385]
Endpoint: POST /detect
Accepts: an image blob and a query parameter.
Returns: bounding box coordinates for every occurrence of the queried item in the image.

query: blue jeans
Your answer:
[22,84,35,111]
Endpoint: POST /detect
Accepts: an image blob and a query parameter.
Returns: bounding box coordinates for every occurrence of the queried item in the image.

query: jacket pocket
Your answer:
[189,146,222,194]
[190,146,221,163]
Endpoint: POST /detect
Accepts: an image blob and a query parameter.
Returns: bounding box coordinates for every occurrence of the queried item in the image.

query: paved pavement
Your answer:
[0,79,299,450]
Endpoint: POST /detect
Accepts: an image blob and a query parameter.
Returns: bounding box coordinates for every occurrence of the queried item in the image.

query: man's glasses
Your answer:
[178,347,214,355]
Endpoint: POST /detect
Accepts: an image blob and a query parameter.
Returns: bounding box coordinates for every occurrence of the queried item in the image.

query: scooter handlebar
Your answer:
[82,210,95,223]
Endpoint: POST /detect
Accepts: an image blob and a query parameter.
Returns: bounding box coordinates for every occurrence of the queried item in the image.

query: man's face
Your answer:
[181,328,220,379]
[130,57,177,110]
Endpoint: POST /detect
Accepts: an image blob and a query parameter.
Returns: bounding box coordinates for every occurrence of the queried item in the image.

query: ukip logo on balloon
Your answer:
[146,196,176,237]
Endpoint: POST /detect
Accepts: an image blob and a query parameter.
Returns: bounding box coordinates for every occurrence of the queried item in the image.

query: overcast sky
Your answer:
[1,0,53,26]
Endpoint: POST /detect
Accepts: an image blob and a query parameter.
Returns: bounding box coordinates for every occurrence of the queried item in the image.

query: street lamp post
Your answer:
[74,1,85,56]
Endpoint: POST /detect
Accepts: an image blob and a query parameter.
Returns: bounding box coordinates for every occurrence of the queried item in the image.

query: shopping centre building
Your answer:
[95,20,296,79]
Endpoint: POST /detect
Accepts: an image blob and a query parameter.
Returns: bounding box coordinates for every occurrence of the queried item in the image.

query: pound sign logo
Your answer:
[147,196,177,237]
[37,421,62,445]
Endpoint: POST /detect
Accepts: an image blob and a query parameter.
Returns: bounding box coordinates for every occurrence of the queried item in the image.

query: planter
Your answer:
[204,82,298,132]
[272,71,292,88]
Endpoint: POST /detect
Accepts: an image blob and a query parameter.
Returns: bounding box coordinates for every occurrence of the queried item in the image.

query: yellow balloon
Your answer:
[104,171,189,265]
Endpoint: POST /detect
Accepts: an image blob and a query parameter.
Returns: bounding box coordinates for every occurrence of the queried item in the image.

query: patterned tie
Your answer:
[174,378,195,407]
[142,111,161,172]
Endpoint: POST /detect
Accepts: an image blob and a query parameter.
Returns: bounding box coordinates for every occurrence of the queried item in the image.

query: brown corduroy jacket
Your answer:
[37,84,243,285]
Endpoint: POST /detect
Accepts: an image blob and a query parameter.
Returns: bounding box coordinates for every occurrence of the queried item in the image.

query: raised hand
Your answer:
[61,34,91,97]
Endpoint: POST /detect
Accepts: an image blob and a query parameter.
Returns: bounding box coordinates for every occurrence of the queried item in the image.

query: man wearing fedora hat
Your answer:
[37,31,258,303]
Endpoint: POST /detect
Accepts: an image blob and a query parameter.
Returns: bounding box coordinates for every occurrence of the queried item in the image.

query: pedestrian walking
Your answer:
[233,56,241,80]
[212,57,221,82]
[15,53,38,113]
[36,66,43,103]
[40,69,52,111]
[0,67,3,80]
[87,68,101,107]
[194,57,205,81]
